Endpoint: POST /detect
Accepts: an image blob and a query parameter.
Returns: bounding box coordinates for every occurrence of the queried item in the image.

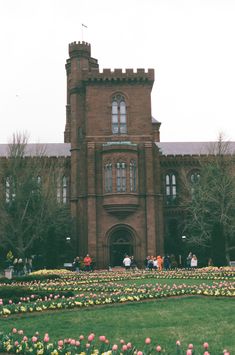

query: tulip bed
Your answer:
[0,327,231,355]
[0,267,234,354]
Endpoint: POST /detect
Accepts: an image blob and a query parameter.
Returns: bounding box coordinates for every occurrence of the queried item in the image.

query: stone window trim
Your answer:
[57,175,69,204]
[103,158,138,194]
[111,93,128,135]
[165,171,177,205]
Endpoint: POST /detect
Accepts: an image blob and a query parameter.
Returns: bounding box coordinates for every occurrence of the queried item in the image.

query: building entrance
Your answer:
[109,230,134,266]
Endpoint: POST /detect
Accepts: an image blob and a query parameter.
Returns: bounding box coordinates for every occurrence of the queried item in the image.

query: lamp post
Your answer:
[181,236,187,268]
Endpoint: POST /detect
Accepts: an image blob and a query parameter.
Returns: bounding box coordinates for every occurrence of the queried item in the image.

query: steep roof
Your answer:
[156,142,235,155]
[0,143,71,157]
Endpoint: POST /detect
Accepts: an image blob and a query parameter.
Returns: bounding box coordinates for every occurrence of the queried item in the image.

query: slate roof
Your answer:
[0,141,235,157]
[0,143,71,157]
[156,142,235,156]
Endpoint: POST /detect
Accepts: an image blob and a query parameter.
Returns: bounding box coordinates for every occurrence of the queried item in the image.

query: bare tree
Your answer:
[0,133,71,264]
[183,134,235,266]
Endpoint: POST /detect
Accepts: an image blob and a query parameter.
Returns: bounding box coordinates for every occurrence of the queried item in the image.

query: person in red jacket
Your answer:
[83,254,92,271]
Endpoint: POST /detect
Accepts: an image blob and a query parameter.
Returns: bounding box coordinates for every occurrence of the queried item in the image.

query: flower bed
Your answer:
[0,328,231,355]
[0,279,234,317]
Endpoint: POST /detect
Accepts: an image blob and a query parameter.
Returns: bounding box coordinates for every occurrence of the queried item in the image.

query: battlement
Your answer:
[82,68,154,82]
[69,41,91,58]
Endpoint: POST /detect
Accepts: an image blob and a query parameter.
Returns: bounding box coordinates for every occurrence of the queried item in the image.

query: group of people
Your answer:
[145,255,171,271]
[186,252,198,268]
[122,253,199,271]
[11,257,32,275]
[122,255,138,270]
[123,254,173,271]
[72,254,93,272]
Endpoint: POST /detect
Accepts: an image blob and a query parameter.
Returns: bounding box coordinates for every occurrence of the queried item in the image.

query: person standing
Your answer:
[123,255,131,270]
[190,254,198,269]
[157,255,163,271]
[186,252,193,269]
[83,254,92,271]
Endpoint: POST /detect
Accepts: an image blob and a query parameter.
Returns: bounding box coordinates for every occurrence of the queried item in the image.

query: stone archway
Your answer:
[109,227,135,267]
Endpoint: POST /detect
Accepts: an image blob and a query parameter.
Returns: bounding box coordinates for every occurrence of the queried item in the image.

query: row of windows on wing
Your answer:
[5,176,69,204]
[104,160,137,193]
[165,171,200,204]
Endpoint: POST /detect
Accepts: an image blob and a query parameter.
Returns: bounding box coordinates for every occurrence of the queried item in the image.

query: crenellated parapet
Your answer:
[69,41,91,58]
[82,67,154,83]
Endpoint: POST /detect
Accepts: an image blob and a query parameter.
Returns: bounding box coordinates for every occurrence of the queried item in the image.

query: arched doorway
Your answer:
[109,228,134,266]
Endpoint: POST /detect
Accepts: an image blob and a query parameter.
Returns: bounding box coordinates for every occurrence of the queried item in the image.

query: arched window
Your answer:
[112,94,127,134]
[165,173,177,204]
[116,162,126,192]
[190,171,200,184]
[62,176,68,204]
[130,160,137,192]
[104,163,113,192]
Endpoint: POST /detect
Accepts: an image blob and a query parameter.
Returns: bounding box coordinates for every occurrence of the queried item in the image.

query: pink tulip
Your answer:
[12,328,17,334]
[122,344,128,351]
[14,341,19,346]
[86,343,91,348]
[70,339,76,345]
[44,335,50,342]
[204,352,210,355]
[223,352,230,355]
[176,340,181,346]
[88,334,95,342]
[32,336,37,343]
[137,352,143,355]
[188,344,193,349]
[22,336,28,342]
[79,335,84,340]
[156,345,161,352]
[99,335,106,342]
[127,342,132,349]
[75,341,80,347]
[18,330,23,335]
[186,350,192,355]
[112,344,118,351]
[105,339,109,344]
[145,337,151,344]
[203,342,209,349]
[120,339,125,344]
[58,340,63,347]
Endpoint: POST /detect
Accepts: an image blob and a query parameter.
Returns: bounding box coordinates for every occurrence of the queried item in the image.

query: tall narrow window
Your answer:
[5,176,15,202]
[189,171,200,196]
[57,177,61,203]
[112,95,127,134]
[6,177,10,203]
[165,173,177,204]
[104,163,112,192]
[62,176,67,204]
[116,162,126,192]
[130,160,137,192]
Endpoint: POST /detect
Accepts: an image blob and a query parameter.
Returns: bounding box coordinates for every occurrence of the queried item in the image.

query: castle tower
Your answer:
[65,41,164,268]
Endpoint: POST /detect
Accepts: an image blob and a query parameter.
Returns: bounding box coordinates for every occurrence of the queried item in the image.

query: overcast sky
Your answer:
[1,0,235,144]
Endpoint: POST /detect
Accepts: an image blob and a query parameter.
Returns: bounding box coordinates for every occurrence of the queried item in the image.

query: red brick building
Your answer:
[1,41,234,268]
[64,41,164,268]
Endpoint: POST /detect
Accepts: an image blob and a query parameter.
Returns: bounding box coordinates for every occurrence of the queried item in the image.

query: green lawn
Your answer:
[0,296,234,353]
